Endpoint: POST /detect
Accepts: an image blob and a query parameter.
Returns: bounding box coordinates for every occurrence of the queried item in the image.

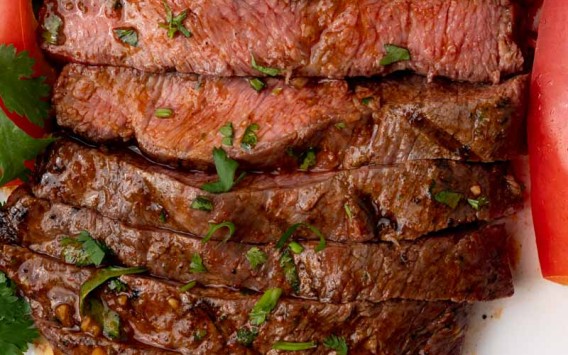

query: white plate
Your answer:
[4,159,568,354]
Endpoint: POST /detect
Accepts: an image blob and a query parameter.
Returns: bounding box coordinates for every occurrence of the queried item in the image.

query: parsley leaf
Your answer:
[434,190,463,209]
[60,231,110,266]
[379,44,411,66]
[241,123,259,150]
[0,272,39,355]
[272,341,318,351]
[0,111,54,186]
[249,288,282,326]
[219,122,234,146]
[323,335,348,355]
[201,147,243,193]
[246,247,267,269]
[251,54,281,77]
[160,1,192,39]
[191,196,214,212]
[190,253,207,273]
[0,45,50,127]
[202,221,236,244]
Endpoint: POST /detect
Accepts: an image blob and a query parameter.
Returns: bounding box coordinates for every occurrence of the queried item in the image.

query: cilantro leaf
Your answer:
[323,335,348,355]
[379,44,411,66]
[246,247,267,269]
[0,45,50,127]
[202,147,243,193]
[190,253,207,273]
[241,123,259,151]
[0,110,54,186]
[249,288,282,326]
[433,190,463,209]
[60,231,111,266]
[0,272,39,355]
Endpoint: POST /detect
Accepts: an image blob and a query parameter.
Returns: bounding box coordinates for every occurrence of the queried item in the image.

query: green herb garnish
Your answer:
[236,327,259,346]
[87,298,121,339]
[379,44,410,66]
[159,1,191,39]
[159,210,168,223]
[80,267,146,314]
[344,204,353,220]
[114,28,138,46]
[194,328,207,341]
[272,341,318,351]
[0,272,39,354]
[433,190,463,209]
[180,280,197,292]
[191,196,213,212]
[248,78,265,92]
[108,279,128,293]
[299,148,317,171]
[246,247,268,269]
[201,147,244,193]
[155,108,173,118]
[249,288,282,326]
[190,253,207,273]
[60,231,111,267]
[467,196,489,210]
[279,249,300,293]
[323,335,348,355]
[241,123,259,150]
[276,223,326,252]
[202,221,236,244]
[219,122,234,146]
[335,122,346,129]
[251,54,281,77]
[288,241,304,254]
[42,13,63,45]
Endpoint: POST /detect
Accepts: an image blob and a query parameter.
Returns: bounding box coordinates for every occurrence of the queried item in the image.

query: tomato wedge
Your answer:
[528,0,568,284]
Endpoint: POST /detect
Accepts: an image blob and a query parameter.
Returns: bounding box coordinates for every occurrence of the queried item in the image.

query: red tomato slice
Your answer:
[528,0,568,284]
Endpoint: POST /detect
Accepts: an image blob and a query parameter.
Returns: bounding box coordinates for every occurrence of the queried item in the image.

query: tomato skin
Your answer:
[528,0,568,284]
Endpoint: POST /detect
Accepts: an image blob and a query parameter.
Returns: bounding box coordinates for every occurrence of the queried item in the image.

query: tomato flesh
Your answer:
[528,0,568,284]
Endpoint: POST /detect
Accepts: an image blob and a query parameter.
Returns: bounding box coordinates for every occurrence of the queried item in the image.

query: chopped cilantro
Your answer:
[467,196,489,210]
[60,231,111,266]
[379,44,411,66]
[249,288,282,326]
[323,335,348,355]
[159,1,192,38]
[335,122,346,129]
[155,108,173,118]
[219,122,234,146]
[241,123,259,151]
[190,253,207,273]
[276,223,326,252]
[361,96,373,105]
[201,147,244,193]
[108,279,128,293]
[288,241,304,254]
[246,247,268,269]
[299,148,317,171]
[114,28,138,47]
[344,204,353,221]
[433,190,463,209]
[180,280,197,292]
[279,249,300,293]
[0,272,39,355]
[191,196,214,212]
[236,327,259,346]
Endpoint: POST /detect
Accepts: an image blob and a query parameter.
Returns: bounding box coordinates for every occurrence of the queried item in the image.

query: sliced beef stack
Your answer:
[0,0,530,353]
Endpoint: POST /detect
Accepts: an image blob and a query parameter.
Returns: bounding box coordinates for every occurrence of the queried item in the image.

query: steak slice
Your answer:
[32,140,523,243]
[34,320,175,355]
[41,0,523,82]
[1,191,514,303]
[54,64,528,170]
[0,245,469,354]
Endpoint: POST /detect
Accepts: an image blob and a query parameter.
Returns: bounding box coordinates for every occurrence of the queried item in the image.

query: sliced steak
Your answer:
[34,320,175,355]
[0,245,469,354]
[1,191,514,303]
[54,64,528,170]
[41,0,523,82]
[32,140,523,243]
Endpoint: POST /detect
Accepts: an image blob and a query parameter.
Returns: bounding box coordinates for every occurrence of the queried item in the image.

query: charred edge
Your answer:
[0,209,18,245]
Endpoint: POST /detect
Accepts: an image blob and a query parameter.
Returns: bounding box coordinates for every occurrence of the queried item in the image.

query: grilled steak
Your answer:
[41,0,523,82]
[32,140,523,243]
[54,65,528,170]
[0,245,469,354]
[1,191,514,303]
[34,320,174,355]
